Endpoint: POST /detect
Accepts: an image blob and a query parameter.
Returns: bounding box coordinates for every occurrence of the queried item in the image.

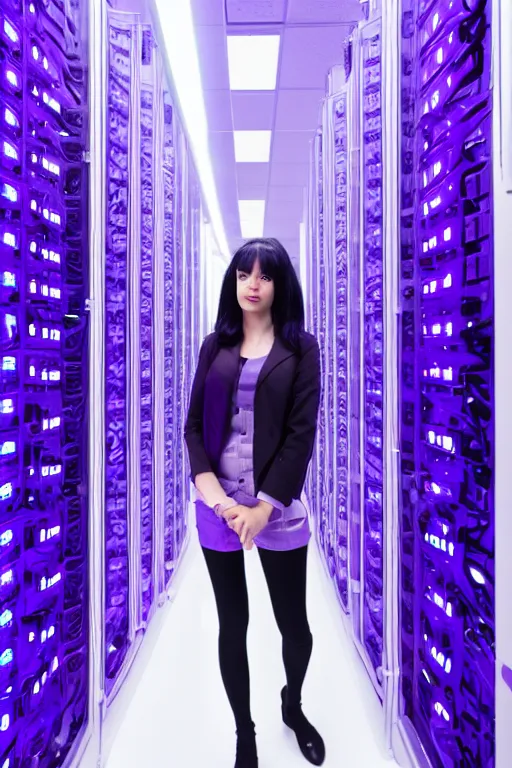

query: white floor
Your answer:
[104,534,395,768]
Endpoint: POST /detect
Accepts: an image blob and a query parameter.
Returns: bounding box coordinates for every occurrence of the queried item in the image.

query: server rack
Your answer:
[397,1,495,765]
[0,0,92,765]
[307,1,504,766]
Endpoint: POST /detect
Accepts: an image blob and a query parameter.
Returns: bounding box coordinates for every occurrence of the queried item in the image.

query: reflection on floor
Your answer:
[105,531,394,767]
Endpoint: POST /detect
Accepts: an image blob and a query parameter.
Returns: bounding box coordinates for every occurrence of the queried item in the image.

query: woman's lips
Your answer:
[246,296,260,302]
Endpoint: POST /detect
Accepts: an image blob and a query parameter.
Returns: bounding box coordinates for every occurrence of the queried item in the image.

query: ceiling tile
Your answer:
[237,181,268,199]
[286,0,362,23]
[195,25,230,90]
[226,0,286,24]
[190,0,225,25]
[231,93,275,130]
[271,131,314,164]
[267,185,304,205]
[204,90,233,132]
[270,162,309,187]
[236,163,270,188]
[275,89,323,131]
[280,26,347,89]
[265,198,303,221]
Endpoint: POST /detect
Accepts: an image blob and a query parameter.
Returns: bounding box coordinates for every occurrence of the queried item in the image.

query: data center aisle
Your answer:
[105,529,394,768]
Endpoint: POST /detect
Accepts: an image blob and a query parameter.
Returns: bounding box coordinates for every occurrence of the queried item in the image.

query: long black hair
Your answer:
[215,238,305,351]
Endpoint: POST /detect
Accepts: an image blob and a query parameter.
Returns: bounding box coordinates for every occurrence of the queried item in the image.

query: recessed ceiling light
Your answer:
[239,200,265,239]
[227,35,280,91]
[234,131,272,163]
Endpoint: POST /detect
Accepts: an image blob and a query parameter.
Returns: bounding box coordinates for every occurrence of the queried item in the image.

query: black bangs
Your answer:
[215,237,305,351]
[235,240,279,280]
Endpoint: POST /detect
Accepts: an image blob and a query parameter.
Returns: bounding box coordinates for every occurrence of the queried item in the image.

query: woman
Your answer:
[185,238,324,767]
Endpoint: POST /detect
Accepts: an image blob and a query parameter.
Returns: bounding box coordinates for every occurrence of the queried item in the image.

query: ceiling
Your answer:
[190,0,362,264]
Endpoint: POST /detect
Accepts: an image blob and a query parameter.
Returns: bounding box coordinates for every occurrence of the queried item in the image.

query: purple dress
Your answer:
[195,355,311,552]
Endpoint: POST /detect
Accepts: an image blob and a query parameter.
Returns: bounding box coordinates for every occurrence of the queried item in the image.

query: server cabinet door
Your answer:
[104,9,142,698]
[161,84,177,586]
[138,26,157,627]
[359,17,386,693]
[326,89,351,613]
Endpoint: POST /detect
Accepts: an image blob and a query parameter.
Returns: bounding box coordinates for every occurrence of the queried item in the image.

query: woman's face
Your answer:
[236,258,275,316]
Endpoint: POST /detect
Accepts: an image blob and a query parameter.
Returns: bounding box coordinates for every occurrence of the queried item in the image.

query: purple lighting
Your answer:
[361,26,384,681]
[0,0,90,763]
[162,91,177,581]
[399,0,495,765]
[333,93,349,611]
[140,46,155,622]
[105,17,131,692]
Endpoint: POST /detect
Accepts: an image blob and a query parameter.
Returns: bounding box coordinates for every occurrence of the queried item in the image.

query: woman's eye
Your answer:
[238,273,247,280]
[261,275,271,282]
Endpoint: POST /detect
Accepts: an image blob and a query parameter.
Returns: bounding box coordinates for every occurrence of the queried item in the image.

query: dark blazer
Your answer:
[184,331,321,508]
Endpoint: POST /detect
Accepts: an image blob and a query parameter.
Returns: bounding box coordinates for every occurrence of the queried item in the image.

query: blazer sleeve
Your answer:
[184,334,216,480]
[258,336,321,506]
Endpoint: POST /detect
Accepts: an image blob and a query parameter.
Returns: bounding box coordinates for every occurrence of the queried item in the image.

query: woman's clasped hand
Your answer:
[222,501,273,550]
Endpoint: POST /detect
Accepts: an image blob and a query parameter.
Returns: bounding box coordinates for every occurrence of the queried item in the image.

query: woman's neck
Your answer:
[242,312,274,344]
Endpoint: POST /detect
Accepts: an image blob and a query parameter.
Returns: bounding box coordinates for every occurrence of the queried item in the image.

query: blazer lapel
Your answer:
[214,343,241,390]
[257,336,294,390]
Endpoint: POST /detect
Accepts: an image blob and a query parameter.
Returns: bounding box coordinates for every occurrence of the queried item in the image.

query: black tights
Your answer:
[202,545,313,731]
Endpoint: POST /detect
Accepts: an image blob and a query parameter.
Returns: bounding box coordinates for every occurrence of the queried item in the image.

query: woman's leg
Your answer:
[202,547,253,732]
[258,545,325,765]
[257,546,312,706]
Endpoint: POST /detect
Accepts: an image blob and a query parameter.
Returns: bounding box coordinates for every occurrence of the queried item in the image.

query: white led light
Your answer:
[4,109,17,128]
[2,183,17,203]
[238,200,266,239]
[469,567,485,585]
[234,131,272,163]
[4,20,18,43]
[227,35,280,91]
[153,0,229,259]
[6,70,18,87]
[3,142,17,161]
[2,272,15,288]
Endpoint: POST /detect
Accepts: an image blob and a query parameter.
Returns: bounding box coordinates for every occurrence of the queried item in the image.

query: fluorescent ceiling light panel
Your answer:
[239,200,266,239]
[234,131,272,163]
[227,35,280,91]
[153,0,229,260]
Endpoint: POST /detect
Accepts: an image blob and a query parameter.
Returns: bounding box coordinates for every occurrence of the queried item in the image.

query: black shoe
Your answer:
[235,724,258,768]
[281,686,325,766]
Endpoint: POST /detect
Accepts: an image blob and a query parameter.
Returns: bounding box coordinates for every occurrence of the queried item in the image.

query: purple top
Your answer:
[195,355,311,552]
